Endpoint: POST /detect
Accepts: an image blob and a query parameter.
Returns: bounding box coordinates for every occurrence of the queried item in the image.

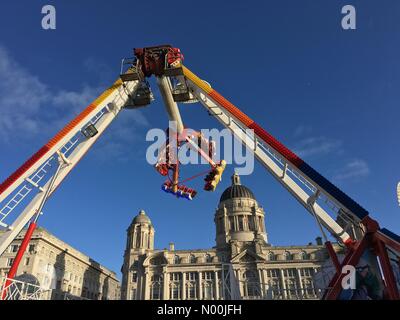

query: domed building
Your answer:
[121,174,336,300]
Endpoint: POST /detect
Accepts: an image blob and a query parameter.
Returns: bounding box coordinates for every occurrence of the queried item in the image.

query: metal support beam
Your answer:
[156,75,184,134]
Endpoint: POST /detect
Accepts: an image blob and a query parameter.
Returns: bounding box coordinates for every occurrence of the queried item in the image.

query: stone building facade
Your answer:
[0,227,120,300]
[121,174,336,300]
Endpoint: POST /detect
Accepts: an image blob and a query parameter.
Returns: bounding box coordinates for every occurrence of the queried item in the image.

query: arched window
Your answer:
[135,232,141,247]
[169,273,181,299]
[205,254,212,263]
[170,283,180,300]
[268,251,275,261]
[189,255,196,264]
[298,251,308,260]
[150,282,161,300]
[150,256,165,266]
[174,255,180,264]
[283,251,292,261]
[150,274,163,300]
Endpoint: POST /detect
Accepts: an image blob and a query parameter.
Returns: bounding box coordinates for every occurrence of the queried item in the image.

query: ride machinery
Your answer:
[0,45,399,300]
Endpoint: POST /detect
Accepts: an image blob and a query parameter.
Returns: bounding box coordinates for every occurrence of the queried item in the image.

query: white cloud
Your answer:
[332,159,370,182]
[0,45,149,146]
[0,46,50,141]
[293,125,313,137]
[0,45,101,142]
[293,136,342,158]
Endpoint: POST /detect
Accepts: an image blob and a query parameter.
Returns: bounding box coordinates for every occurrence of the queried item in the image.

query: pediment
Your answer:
[231,249,266,263]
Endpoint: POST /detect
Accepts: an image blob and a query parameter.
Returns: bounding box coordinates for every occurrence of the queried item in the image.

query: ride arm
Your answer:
[181,66,371,244]
[0,78,139,256]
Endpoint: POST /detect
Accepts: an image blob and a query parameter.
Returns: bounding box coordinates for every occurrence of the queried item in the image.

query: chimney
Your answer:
[169,242,175,251]
[315,236,323,246]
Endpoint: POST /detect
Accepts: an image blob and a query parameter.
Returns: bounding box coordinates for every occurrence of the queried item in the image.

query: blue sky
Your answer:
[0,0,399,278]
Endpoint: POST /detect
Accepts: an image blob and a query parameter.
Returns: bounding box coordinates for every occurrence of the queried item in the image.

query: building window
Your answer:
[189,255,196,264]
[132,273,137,282]
[267,251,275,261]
[174,255,180,264]
[131,288,137,300]
[267,269,279,278]
[204,272,214,280]
[28,244,35,253]
[170,273,182,282]
[298,251,308,260]
[286,279,298,298]
[204,282,213,299]
[186,272,198,281]
[6,258,14,267]
[170,284,180,300]
[283,251,292,260]
[205,254,212,263]
[303,279,316,297]
[283,268,296,278]
[243,270,260,298]
[150,274,163,300]
[9,244,19,253]
[188,284,196,300]
[24,257,30,266]
[238,216,244,231]
[185,272,198,300]
[300,268,313,277]
[170,273,182,300]
[151,283,161,300]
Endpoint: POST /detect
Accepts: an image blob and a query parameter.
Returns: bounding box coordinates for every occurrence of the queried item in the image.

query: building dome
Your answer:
[219,173,255,202]
[132,210,152,225]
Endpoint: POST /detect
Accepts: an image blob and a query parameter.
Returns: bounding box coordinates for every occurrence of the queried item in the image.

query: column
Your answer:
[198,272,202,300]
[263,269,271,299]
[296,268,304,299]
[214,271,219,300]
[258,268,264,298]
[182,272,186,300]
[143,271,149,300]
[280,269,287,299]
[163,270,169,300]
[235,269,242,298]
